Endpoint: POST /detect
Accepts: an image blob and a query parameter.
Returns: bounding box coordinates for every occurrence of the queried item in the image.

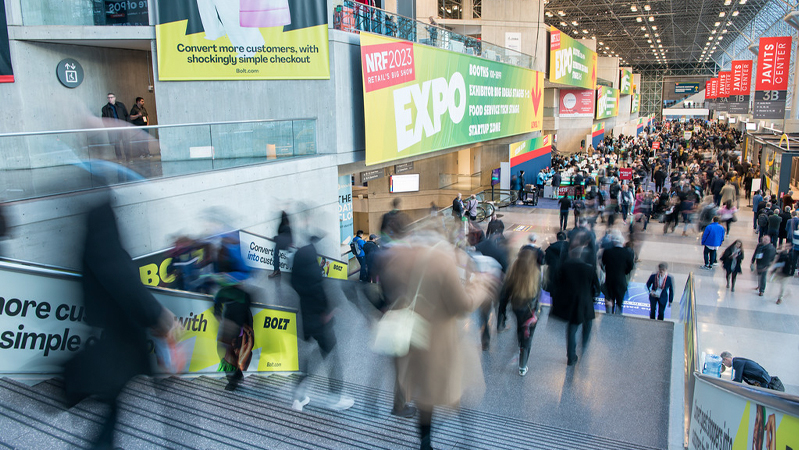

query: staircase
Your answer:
[0,373,663,450]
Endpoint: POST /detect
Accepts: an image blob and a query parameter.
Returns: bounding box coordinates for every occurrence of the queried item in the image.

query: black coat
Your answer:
[550,258,599,325]
[720,244,744,275]
[101,102,130,122]
[291,243,330,338]
[65,201,163,402]
[601,246,634,292]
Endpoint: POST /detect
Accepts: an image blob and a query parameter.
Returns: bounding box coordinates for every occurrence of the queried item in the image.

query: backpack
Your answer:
[349,239,358,255]
[768,375,786,392]
[757,212,769,229]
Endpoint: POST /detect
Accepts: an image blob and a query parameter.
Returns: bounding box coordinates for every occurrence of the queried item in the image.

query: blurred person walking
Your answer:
[771,243,797,305]
[378,236,496,450]
[720,240,744,292]
[645,263,674,320]
[64,195,174,450]
[551,246,600,366]
[465,194,478,221]
[751,236,777,297]
[291,237,354,412]
[269,211,293,278]
[543,231,568,292]
[498,251,542,376]
[600,230,634,314]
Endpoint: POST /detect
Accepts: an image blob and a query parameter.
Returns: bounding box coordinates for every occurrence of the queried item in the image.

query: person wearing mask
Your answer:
[751,236,777,297]
[498,251,542,376]
[720,240,744,292]
[645,263,674,320]
[551,245,600,366]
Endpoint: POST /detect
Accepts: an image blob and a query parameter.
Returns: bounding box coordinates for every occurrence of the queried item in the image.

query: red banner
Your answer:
[755,36,792,91]
[731,60,753,95]
[619,168,633,180]
[559,89,595,117]
[705,80,713,100]
[709,78,718,98]
[718,72,732,98]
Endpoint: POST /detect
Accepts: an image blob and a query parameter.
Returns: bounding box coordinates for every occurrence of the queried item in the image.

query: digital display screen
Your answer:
[390,174,420,193]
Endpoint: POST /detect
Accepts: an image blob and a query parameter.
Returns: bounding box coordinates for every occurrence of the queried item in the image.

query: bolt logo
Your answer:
[393,72,467,152]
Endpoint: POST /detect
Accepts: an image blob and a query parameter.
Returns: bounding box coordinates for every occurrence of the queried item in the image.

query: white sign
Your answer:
[239,230,294,272]
[505,32,522,52]
[390,173,420,193]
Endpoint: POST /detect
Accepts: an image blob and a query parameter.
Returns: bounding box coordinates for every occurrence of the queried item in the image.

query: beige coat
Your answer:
[720,184,737,206]
[380,242,489,409]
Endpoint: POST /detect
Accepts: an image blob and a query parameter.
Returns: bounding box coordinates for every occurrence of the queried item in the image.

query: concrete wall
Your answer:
[480,0,547,72]
[1,154,341,268]
[597,56,619,87]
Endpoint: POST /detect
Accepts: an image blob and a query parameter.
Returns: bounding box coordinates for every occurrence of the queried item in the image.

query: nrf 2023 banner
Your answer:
[595,86,620,120]
[549,28,597,89]
[361,33,544,166]
[155,0,330,80]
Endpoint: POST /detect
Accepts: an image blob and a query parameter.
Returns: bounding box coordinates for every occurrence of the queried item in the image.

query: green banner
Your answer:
[549,27,597,89]
[620,69,632,95]
[361,33,544,166]
[596,86,620,119]
[631,93,640,113]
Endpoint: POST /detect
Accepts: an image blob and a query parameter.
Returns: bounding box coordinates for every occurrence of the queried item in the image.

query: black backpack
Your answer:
[349,239,358,255]
[757,212,769,229]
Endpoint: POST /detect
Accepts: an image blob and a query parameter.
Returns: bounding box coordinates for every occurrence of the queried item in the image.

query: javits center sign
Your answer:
[361,33,544,166]
[549,28,597,90]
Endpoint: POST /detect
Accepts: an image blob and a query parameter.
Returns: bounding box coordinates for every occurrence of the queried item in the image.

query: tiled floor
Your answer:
[493,199,799,395]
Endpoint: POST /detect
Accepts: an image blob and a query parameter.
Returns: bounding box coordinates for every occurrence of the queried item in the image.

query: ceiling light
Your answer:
[545,11,553,17]
[571,20,579,25]
[560,21,567,26]
[732,10,739,16]
[708,36,714,40]
[658,44,663,48]
[572,30,578,34]
[724,0,731,4]
[739,0,746,4]
[644,33,650,37]
[605,46,610,49]
[711,29,717,34]
[599,41,604,45]
[637,17,643,22]
[719,11,725,17]
[641,26,647,30]
[717,36,723,40]
[649,16,655,21]
[654,33,659,37]
[648,39,653,43]
[722,29,728,33]
[650,44,655,47]
[644,4,651,10]
[714,21,721,26]
[558,10,565,15]
[631,5,637,11]
[657,39,661,43]
[582,29,589,33]
[652,25,657,29]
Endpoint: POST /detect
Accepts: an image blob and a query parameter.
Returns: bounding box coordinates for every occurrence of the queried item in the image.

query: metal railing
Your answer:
[335,1,534,69]
[0,118,317,202]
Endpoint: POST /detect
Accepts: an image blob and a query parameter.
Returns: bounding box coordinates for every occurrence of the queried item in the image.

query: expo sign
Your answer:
[393,73,467,152]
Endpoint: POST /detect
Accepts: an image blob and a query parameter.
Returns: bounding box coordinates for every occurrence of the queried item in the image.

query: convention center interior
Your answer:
[0,0,798,448]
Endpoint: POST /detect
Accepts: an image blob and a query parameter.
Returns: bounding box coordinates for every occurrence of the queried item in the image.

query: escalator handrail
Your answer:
[694,372,799,416]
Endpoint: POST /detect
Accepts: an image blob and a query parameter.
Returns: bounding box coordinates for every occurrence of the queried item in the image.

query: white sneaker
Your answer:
[292,396,310,411]
[328,395,355,411]
[519,366,529,376]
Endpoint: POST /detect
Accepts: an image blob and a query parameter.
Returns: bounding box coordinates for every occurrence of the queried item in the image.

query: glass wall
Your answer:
[0,118,317,201]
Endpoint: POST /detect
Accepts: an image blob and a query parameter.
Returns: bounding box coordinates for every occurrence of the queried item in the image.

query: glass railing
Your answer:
[21,0,150,26]
[334,1,534,69]
[0,118,317,201]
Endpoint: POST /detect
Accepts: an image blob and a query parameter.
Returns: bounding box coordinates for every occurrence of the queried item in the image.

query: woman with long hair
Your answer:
[498,250,542,376]
[720,239,744,292]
